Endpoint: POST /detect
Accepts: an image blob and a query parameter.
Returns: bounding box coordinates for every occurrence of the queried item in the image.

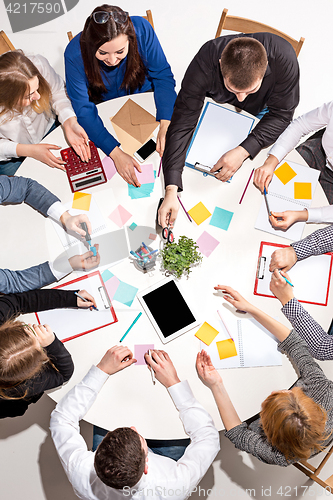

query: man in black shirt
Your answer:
[158,33,300,227]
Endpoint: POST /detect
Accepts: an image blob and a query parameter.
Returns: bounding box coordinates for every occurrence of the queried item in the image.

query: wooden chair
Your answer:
[293,443,333,492]
[215,8,304,57]
[0,31,15,55]
[67,9,155,42]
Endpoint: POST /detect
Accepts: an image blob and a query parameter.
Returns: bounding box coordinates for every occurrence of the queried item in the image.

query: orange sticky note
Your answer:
[216,339,237,359]
[188,202,211,225]
[195,322,219,346]
[294,182,312,200]
[72,192,92,211]
[274,162,297,185]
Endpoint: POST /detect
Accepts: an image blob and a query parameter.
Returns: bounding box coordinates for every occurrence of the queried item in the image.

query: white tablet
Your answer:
[137,277,200,344]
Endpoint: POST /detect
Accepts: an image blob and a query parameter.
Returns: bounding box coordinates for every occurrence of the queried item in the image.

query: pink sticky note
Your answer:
[135,344,154,365]
[149,233,157,240]
[104,276,120,300]
[102,156,117,180]
[109,205,132,227]
[196,231,219,257]
[136,163,155,184]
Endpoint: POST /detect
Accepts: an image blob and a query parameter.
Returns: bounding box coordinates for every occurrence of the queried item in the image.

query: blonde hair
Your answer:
[0,319,49,400]
[0,50,51,120]
[260,387,329,461]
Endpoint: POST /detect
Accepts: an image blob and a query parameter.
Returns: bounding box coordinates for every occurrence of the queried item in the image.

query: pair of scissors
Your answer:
[162,226,174,243]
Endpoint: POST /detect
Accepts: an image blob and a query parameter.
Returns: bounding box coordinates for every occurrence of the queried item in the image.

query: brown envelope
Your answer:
[110,98,158,144]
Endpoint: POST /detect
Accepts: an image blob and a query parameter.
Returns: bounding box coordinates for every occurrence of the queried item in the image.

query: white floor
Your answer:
[1,0,333,498]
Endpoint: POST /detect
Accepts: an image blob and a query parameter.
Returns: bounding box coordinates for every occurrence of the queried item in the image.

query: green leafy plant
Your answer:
[161,235,202,279]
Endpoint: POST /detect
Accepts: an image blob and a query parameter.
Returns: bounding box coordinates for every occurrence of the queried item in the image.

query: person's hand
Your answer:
[196,350,222,389]
[253,155,279,193]
[17,143,66,170]
[60,212,92,238]
[270,269,294,306]
[210,146,249,182]
[269,210,308,231]
[76,289,97,310]
[29,323,55,347]
[158,185,179,228]
[269,247,297,272]
[62,116,91,163]
[214,285,254,314]
[97,345,136,375]
[110,147,142,186]
[68,244,100,271]
[144,350,180,388]
[156,119,170,157]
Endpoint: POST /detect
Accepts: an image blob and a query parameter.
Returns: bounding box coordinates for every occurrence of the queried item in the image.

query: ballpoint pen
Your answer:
[279,270,294,287]
[119,312,142,342]
[148,349,156,385]
[263,187,272,216]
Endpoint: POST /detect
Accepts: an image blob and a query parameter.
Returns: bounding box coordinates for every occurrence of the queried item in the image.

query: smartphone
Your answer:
[134,138,156,162]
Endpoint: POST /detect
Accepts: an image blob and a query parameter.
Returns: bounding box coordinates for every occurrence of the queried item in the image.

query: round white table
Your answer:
[5,93,333,438]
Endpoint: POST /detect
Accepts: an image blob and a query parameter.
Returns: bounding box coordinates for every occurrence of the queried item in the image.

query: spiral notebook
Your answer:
[255,160,320,241]
[200,317,282,369]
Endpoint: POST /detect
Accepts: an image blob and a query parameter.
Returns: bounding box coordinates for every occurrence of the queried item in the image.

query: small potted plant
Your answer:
[161,235,202,279]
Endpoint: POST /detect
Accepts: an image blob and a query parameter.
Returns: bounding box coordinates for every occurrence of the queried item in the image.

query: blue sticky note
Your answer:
[128,183,155,199]
[113,281,139,307]
[101,269,114,282]
[209,207,234,231]
[129,222,137,231]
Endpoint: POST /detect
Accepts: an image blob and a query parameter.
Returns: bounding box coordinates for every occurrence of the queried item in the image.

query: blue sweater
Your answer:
[64,17,177,156]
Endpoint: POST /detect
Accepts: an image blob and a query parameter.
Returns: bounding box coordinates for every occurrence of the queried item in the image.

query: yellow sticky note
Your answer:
[274,162,297,185]
[195,322,219,346]
[216,339,237,360]
[188,202,211,225]
[72,192,92,211]
[294,182,312,200]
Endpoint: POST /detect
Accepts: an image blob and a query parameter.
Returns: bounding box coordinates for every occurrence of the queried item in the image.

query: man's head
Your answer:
[94,426,148,489]
[220,37,268,102]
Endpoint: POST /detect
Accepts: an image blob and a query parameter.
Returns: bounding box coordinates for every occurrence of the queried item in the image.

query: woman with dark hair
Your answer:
[65,5,177,186]
[0,287,96,418]
[0,50,90,176]
[196,284,333,466]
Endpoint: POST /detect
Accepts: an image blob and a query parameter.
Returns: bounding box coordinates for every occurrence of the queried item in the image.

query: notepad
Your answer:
[188,202,211,225]
[186,100,255,171]
[201,317,282,369]
[35,271,117,342]
[195,321,219,346]
[255,160,320,241]
[254,241,333,306]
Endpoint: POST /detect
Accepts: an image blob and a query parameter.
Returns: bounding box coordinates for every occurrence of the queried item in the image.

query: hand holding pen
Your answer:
[75,290,98,310]
[269,269,294,306]
[144,350,181,388]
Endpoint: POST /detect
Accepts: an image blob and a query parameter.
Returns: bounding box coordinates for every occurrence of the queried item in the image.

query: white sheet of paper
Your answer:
[186,101,254,168]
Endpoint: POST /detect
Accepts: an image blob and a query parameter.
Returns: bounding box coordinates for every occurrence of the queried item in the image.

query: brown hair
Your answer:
[94,427,146,488]
[260,387,329,461]
[80,4,146,102]
[0,50,51,120]
[220,37,268,90]
[0,319,48,399]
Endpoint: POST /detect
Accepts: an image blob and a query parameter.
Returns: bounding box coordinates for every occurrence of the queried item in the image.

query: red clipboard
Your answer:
[254,241,333,306]
[35,271,118,342]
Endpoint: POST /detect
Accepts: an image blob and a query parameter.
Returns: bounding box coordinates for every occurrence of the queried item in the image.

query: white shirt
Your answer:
[50,366,220,500]
[269,101,333,171]
[0,54,75,161]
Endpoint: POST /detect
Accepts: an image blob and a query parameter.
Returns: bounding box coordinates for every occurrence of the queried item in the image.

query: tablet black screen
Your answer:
[141,280,196,338]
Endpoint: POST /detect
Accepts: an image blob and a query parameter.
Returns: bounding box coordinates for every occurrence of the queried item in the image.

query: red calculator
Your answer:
[61,141,107,193]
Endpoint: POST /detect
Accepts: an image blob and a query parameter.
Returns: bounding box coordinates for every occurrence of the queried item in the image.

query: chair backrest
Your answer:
[67,9,155,43]
[0,31,15,55]
[215,8,304,57]
[293,442,333,490]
